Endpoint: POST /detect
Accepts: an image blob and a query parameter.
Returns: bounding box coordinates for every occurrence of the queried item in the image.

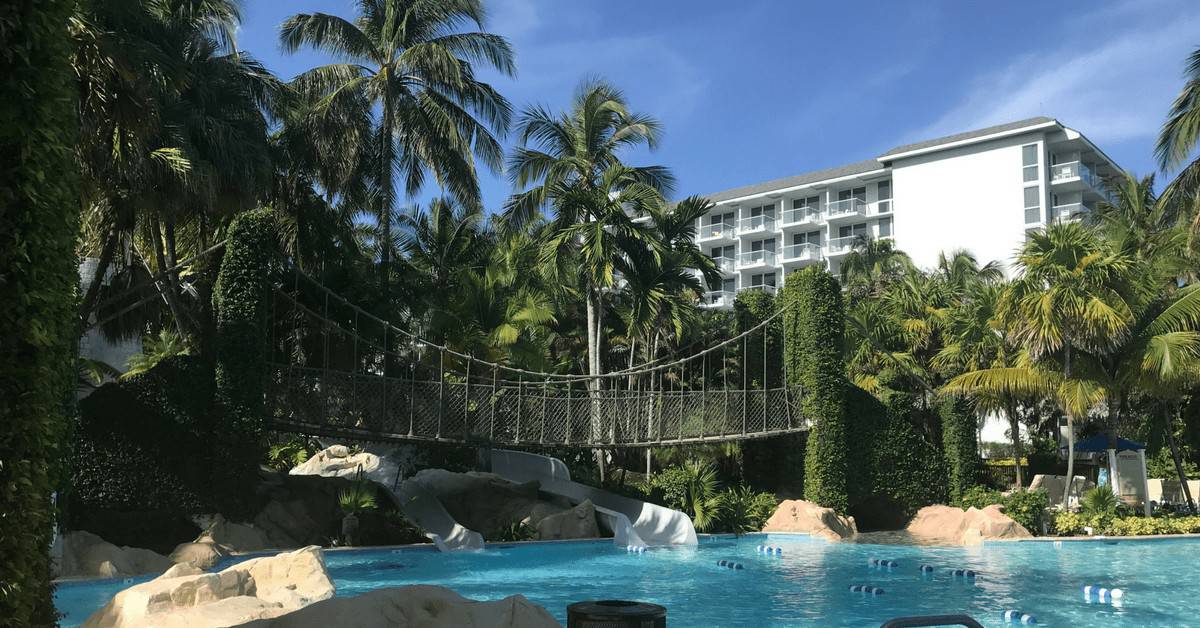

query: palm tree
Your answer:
[1156,45,1200,241]
[967,223,1136,504]
[504,79,674,448]
[280,0,516,294]
[840,236,914,299]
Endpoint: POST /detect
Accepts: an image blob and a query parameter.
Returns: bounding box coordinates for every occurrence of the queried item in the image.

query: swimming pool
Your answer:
[55,534,1200,626]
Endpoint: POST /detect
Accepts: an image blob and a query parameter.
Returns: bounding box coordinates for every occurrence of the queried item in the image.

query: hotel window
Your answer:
[878,217,893,237]
[838,223,868,239]
[709,277,735,292]
[749,203,776,218]
[750,238,776,252]
[1024,186,1041,224]
[877,180,892,213]
[750,273,777,287]
[712,212,734,226]
[838,187,867,202]
[711,245,734,261]
[1022,144,1039,183]
[793,196,819,209]
[793,230,821,246]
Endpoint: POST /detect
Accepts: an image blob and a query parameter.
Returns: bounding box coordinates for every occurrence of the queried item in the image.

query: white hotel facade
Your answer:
[691,117,1119,308]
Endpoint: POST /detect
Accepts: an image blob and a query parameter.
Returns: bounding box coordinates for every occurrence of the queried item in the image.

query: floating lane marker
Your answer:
[717,560,745,570]
[919,564,936,573]
[848,584,885,595]
[625,545,646,554]
[951,568,978,579]
[1082,585,1124,605]
[756,545,784,555]
[868,558,898,569]
[1002,610,1037,624]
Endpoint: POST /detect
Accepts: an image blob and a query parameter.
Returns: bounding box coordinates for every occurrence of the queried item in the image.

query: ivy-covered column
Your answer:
[213,208,277,518]
[940,396,980,501]
[0,0,80,622]
[782,266,849,513]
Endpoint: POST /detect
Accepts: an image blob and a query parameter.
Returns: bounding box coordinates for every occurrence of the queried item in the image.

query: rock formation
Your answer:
[905,504,1032,545]
[60,531,175,579]
[534,500,600,541]
[82,546,335,628]
[761,500,858,541]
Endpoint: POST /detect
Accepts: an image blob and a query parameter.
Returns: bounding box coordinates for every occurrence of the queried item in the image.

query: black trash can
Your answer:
[567,600,667,627]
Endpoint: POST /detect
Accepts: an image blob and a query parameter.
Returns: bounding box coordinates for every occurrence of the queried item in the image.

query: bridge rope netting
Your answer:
[266,266,810,447]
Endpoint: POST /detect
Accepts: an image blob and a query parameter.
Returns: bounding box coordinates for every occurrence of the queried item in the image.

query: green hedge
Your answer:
[940,397,980,501]
[870,390,948,518]
[0,0,80,622]
[783,267,849,513]
[1054,512,1200,536]
[213,208,278,518]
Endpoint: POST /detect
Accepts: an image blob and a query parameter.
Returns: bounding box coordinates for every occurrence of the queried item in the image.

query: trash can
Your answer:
[567,600,667,627]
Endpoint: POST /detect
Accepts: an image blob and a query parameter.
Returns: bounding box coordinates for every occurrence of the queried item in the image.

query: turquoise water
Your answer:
[56,535,1200,626]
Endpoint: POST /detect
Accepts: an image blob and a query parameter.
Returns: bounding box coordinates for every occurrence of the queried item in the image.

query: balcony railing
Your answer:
[739,284,777,296]
[738,214,777,234]
[1051,203,1091,222]
[737,250,777,268]
[825,236,857,255]
[782,207,820,225]
[826,197,868,220]
[701,290,735,308]
[699,221,735,240]
[712,256,736,273]
[781,242,822,263]
[1050,161,1100,189]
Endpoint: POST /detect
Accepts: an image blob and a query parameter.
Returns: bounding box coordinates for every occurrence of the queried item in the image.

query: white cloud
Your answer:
[911,2,1200,148]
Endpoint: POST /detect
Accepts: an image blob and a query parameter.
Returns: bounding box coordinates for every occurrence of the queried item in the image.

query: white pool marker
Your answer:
[1083,584,1125,605]
[1002,610,1037,624]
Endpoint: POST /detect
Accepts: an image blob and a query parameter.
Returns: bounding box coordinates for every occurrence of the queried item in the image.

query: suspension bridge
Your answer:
[266,267,810,447]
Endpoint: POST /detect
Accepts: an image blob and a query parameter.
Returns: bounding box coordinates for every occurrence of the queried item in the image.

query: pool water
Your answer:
[56,534,1200,626]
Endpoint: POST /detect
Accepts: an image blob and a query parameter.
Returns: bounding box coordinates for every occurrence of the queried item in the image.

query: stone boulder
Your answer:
[906,504,1032,545]
[168,542,224,570]
[239,585,560,628]
[411,469,549,540]
[761,500,858,541]
[196,514,272,553]
[82,545,334,628]
[534,500,600,541]
[290,445,381,479]
[60,531,174,579]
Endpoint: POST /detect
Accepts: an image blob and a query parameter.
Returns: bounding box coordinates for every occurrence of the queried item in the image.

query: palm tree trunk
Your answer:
[149,214,194,344]
[79,225,118,325]
[378,86,395,297]
[1165,404,1196,513]
[585,286,605,481]
[1062,343,1076,507]
[1007,399,1025,489]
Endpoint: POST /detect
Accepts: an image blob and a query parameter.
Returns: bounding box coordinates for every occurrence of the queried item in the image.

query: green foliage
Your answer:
[492,522,537,542]
[124,329,189,378]
[1054,511,1200,536]
[213,208,278,518]
[0,2,80,619]
[338,485,378,515]
[844,385,887,507]
[954,485,1050,534]
[1080,486,1119,518]
[1146,446,1199,479]
[717,486,779,533]
[869,390,949,517]
[783,266,849,513]
[940,397,981,501]
[645,460,724,531]
[266,435,322,472]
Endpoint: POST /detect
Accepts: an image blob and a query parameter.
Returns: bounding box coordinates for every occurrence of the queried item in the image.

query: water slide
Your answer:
[489,449,698,547]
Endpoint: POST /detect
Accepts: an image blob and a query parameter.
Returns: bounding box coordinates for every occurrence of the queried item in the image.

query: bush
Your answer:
[940,397,980,501]
[869,390,948,519]
[782,266,848,512]
[717,486,779,533]
[645,461,723,531]
[1053,511,1200,537]
[954,485,1050,534]
[0,0,81,621]
[1080,487,1119,518]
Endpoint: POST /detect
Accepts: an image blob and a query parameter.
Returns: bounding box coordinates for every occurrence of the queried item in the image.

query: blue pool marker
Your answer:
[849,584,885,595]
[951,568,978,579]
[1002,610,1037,624]
[868,558,898,569]
[757,545,784,555]
[1082,585,1124,604]
[625,544,646,554]
[717,560,744,570]
[919,564,936,573]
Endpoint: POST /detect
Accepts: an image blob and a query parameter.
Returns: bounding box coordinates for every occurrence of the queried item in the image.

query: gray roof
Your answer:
[703,159,884,203]
[878,116,1056,158]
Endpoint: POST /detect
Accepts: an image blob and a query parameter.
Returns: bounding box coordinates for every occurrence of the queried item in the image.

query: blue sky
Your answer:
[239,0,1199,210]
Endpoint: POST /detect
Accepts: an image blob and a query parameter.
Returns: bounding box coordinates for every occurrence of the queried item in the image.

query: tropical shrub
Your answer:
[0,0,80,621]
[782,266,849,512]
[869,391,948,518]
[492,522,537,542]
[124,329,189,378]
[646,460,724,531]
[338,485,378,515]
[1080,487,1119,519]
[266,435,322,472]
[1053,512,1200,536]
[954,485,1050,534]
[718,486,779,533]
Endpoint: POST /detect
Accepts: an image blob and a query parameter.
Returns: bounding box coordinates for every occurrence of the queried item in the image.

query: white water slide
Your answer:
[489,449,699,547]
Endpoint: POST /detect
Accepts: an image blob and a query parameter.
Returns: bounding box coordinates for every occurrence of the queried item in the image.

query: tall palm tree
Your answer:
[504,79,674,437]
[280,0,516,294]
[840,236,914,299]
[1156,45,1200,241]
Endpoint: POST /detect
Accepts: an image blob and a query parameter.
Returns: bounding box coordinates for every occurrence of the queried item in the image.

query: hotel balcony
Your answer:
[825,236,857,257]
[737,249,777,270]
[781,242,822,266]
[824,198,868,224]
[738,214,777,236]
[712,256,737,274]
[738,284,777,296]
[697,221,737,244]
[781,207,821,228]
[1050,161,1102,193]
[872,199,893,215]
[1050,203,1092,223]
[701,290,736,308]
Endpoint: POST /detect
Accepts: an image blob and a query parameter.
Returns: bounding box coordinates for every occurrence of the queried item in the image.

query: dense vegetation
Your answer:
[0,0,80,623]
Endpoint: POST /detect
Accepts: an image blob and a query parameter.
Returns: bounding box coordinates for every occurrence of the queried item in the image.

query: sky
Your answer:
[238,0,1200,211]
